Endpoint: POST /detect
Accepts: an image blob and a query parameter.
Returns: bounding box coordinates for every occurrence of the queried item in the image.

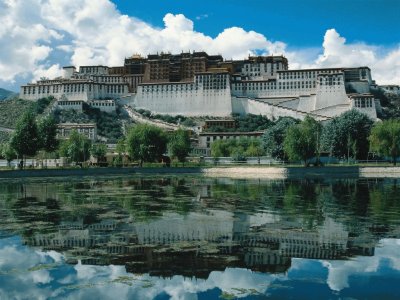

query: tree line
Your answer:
[2,108,400,167]
[0,110,192,167]
[211,110,400,166]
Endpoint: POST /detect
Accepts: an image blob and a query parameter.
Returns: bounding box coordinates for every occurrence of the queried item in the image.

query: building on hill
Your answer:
[57,123,97,141]
[19,52,383,121]
[56,99,84,112]
[88,99,116,113]
[380,85,400,95]
[203,119,237,131]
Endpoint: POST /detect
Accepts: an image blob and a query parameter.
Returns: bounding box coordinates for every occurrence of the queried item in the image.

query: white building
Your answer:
[57,123,97,141]
[20,65,129,102]
[88,99,116,113]
[57,99,83,112]
[20,55,384,120]
[134,71,232,116]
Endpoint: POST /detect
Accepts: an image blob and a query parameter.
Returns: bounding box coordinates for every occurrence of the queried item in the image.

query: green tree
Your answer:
[284,116,321,166]
[59,130,91,164]
[211,139,230,158]
[321,109,373,160]
[10,112,39,165]
[90,143,107,161]
[369,119,400,165]
[262,117,299,160]
[245,139,265,158]
[37,116,58,153]
[126,124,167,166]
[168,128,191,164]
[1,143,16,167]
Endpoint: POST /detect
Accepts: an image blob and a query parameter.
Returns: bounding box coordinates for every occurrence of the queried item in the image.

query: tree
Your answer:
[211,139,230,158]
[262,117,299,160]
[10,112,39,165]
[321,109,374,160]
[284,116,321,166]
[168,128,191,164]
[369,119,400,165]
[59,130,91,164]
[37,116,58,153]
[1,143,16,167]
[90,143,107,162]
[126,124,168,166]
[245,139,265,158]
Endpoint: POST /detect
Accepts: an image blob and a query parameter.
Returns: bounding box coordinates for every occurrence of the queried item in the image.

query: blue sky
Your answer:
[113,0,400,47]
[0,0,399,91]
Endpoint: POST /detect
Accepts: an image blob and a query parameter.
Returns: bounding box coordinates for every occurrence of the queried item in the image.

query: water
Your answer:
[1,176,400,299]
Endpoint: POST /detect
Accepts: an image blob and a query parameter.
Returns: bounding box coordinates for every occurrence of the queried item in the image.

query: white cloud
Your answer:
[33,64,63,81]
[320,238,400,292]
[0,0,398,88]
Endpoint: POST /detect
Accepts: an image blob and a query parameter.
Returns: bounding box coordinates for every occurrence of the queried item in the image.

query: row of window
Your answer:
[58,101,82,106]
[92,76,124,83]
[23,84,126,95]
[354,98,373,108]
[91,102,115,107]
[279,70,340,80]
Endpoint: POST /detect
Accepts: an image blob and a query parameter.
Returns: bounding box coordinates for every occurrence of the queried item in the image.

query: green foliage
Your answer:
[167,128,191,163]
[136,109,189,125]
[34,97,54,114]
[369,119,400,165]
[0,98,35,128]
[126,124,168,165]
[211,139,230,157]
[283,116,321,166]
[0,143,16,163]
[116,138,126,155]
[321,109,373,160]
[245,139,265,157]
[10,111,39,157]
[90,143,107,160]
[59,130,91,163]
[262,117,299,160]
[211,137,264,159]
[37,116,58,153]
[54,105,125,142]
[181,118,195,127]
[0,131,11,143]
[205,114,272,132]
[235,114,273,132]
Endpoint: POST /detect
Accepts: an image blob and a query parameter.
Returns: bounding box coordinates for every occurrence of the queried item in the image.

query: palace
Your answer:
[19,52,381,120]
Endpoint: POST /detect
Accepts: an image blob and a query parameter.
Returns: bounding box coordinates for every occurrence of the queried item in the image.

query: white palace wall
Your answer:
[231,97,330,121]
[133,73,233,116]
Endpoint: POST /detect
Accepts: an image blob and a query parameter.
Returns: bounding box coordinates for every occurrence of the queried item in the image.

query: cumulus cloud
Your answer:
[0,0,398,88]
[321,238,400,292]
[311,29,400,84]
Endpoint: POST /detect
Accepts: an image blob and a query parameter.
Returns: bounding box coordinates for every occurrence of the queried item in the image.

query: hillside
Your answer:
[0,88,17,101]
[0,98,35,129]
[54,103,132,142]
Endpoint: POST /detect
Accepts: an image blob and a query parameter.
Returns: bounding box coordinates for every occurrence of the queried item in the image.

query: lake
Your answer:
[0,175,400,299]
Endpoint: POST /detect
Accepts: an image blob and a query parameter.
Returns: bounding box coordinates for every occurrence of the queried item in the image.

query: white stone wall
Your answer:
[133,73,233,116]
[314,74,349,111]
[231,97,330,121]
[20,82,129,101]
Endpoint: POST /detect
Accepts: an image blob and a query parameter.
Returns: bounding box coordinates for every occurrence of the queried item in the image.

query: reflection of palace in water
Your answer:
[24,208,380,278]
[7,177,398,278]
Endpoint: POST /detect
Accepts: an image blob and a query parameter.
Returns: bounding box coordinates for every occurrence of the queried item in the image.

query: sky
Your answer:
[0,0,399,91]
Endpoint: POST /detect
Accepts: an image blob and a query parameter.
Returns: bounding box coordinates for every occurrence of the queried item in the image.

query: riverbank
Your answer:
[1,165,400,180]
